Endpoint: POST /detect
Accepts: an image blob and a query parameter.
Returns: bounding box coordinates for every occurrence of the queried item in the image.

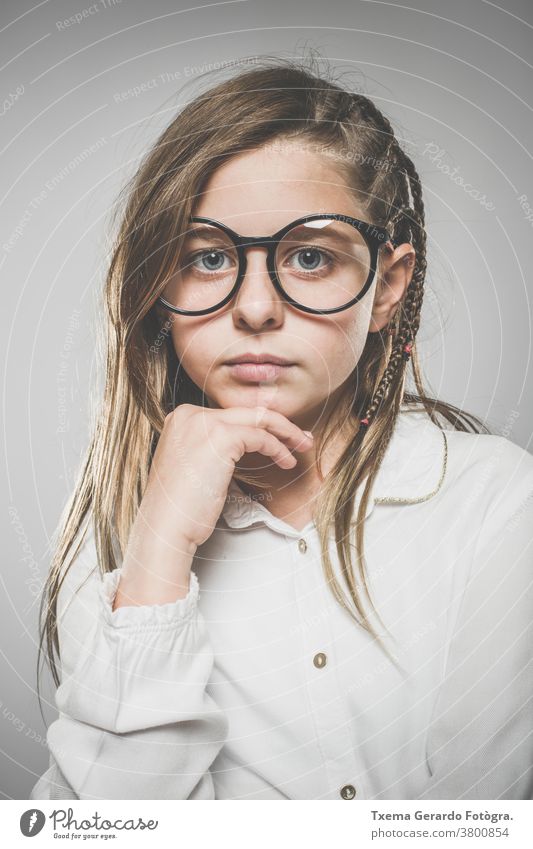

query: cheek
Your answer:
[169,322,237,401]
[169,324,186,363]
[311,314,369,382]
[169,324,211,379]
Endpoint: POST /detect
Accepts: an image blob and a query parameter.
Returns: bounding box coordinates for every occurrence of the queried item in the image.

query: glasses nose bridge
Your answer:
[236,232,276,254]
[236,232,277,279]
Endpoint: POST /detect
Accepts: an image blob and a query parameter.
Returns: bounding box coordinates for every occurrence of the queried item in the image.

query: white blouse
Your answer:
[29,407,533,800]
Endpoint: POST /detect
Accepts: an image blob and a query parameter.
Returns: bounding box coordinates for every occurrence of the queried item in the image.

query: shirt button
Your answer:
[298,538,307,554]
[340,784,356,799]
[313,652,327,668]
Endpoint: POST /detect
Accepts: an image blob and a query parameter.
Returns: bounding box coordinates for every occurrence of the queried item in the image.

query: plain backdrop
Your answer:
[1,0,532,799]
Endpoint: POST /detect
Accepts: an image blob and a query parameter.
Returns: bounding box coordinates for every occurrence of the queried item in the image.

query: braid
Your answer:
[344,96,427,431]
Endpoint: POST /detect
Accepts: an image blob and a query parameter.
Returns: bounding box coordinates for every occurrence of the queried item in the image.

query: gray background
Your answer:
[1,0,532,799]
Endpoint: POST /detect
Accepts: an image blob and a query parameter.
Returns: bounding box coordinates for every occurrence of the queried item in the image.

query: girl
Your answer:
[31,56,533,801]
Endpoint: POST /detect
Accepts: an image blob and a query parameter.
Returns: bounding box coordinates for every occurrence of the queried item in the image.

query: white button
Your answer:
[298,538,307,554]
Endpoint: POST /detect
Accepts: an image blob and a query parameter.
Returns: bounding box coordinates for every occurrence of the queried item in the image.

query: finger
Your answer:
[211,406,313,451]
[233,425,298,469]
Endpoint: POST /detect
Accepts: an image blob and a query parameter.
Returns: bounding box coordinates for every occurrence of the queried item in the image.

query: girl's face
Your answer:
[166,141,413,433]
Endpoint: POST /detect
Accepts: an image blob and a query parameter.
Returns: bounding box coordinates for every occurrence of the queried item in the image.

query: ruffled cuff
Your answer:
[98,566,200,630]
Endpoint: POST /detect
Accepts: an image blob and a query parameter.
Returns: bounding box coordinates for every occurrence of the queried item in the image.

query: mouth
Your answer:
[224,361,295,382]
[224,354,295,366]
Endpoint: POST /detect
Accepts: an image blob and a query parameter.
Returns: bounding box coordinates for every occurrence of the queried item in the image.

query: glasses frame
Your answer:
[156,213,396,316]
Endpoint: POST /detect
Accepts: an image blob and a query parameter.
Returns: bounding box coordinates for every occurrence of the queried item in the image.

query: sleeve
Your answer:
[418,442,533,800]
[29,526,229,800]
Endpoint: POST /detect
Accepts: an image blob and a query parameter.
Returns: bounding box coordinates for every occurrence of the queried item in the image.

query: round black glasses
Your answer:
[157,214,395,316]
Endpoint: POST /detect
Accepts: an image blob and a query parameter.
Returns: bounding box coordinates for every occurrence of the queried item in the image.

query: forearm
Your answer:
[32,565,228,800]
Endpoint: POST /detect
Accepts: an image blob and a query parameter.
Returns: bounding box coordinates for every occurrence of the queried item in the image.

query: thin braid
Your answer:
[391,147,427,347]
[349,99,427,430]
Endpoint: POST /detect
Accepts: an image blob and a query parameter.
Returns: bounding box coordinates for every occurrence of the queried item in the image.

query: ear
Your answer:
[368,242,416,333]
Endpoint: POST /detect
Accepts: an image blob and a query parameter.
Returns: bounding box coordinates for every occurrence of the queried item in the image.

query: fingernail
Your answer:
[303,431,314,439]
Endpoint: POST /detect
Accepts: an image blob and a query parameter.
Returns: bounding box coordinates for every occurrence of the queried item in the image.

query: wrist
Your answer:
[116,534,197,609]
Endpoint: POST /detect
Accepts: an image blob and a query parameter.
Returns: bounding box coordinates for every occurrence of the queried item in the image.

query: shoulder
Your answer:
[443,423,533,503]
[383,406,533,524]
[396,404,533,480]
[414,410,533,532]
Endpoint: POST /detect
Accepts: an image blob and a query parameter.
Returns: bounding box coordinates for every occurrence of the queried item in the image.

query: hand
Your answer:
[128,403,313,555]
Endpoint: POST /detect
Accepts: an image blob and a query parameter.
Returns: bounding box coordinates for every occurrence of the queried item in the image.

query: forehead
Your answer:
[192,142,365,234]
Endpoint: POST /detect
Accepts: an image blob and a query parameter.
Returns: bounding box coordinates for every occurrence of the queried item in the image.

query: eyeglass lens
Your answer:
[161,219,372,312]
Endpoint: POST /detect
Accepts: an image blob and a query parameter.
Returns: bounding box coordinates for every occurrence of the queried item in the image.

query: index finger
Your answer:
[213,405,314,450]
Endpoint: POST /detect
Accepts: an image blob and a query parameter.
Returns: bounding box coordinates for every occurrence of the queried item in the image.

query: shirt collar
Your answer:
[221,406,448,538]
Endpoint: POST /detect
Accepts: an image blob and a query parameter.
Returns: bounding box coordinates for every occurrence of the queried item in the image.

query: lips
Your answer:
[225,361,294,382]
[224,354,295,366]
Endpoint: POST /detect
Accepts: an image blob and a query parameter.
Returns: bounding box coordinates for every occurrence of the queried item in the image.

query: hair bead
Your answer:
[402,342,413,360]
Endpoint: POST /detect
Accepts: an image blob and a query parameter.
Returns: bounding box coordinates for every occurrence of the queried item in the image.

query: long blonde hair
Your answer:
[37,52,490,709]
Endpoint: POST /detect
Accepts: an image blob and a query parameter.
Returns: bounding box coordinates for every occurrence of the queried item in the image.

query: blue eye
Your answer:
[286,247,336,275]
[295,248,323,270]
[188,250,233,274]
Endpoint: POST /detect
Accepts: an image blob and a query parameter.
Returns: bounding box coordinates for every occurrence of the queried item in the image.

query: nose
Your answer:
[231,245,285,330]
